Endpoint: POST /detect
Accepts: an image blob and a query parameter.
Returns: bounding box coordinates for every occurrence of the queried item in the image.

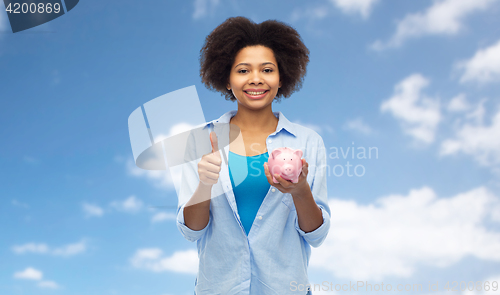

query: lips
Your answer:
[243,90,269,99]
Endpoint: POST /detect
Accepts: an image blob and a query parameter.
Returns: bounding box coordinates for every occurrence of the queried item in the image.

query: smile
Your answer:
[243,90,269,99]
[245,90,266,95]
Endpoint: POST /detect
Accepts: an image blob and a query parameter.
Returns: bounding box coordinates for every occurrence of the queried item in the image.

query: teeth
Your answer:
[246,91,266,95]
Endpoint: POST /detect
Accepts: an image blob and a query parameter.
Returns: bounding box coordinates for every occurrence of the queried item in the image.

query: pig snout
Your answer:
[281,164,296,176]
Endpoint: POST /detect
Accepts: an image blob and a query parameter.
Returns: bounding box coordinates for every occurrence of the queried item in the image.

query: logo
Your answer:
[128,85,244,203]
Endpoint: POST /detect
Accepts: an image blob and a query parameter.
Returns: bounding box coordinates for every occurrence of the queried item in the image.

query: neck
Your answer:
[230,103,278,132]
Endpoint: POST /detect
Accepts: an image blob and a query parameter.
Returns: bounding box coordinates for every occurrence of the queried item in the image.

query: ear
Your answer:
[271,149,282,159]
[279,80,282,88]
[293,149,303,158]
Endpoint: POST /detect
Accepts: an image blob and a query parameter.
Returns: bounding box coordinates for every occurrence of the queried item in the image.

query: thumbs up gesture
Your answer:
[198,131,222,186]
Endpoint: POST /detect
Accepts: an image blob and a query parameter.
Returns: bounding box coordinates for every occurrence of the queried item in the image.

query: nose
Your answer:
[249,70,264,85]
[282,164,293,174]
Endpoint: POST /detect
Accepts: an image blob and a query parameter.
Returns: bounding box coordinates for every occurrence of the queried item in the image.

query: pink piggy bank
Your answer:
[267,147,303,183]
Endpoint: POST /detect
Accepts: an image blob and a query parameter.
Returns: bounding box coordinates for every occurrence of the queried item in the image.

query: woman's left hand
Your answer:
[264,158,310,196]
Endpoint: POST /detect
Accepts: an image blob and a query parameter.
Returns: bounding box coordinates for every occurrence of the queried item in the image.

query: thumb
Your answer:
[210,131,219,153]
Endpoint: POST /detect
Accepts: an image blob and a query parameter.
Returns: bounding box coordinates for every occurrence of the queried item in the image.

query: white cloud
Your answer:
[311,186,500,281]
[329,0,380,18]
[130,248,198,274]
[110,195,143,213]
[153,122,196,143]
[456,39,500,84]
[291,0,378,22]
[192,0,220,19]
[371,0,499,50]
[440,103,500,167]
[151,212,177,223]
[464,98,487,125]
[127,158,173,189]
[380,74,441,144]
[13,267,43,280]
[447,93,470,112]
[343,117,373,134]
[12,240,87,257]
[82,202,104,217]
[13,267,61,289]
[38,280,60,289]
[292,120,335,136]
[293,120,324,135]
[290,5,331,22]
[52,240,87,257]
[12,243,49,254]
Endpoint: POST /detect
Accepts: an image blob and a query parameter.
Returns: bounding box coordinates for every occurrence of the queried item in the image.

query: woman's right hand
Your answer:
[198,131,222,186]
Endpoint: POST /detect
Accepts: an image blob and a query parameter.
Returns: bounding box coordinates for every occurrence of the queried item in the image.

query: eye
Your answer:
[263,68,273,73]
[238,69,248,74]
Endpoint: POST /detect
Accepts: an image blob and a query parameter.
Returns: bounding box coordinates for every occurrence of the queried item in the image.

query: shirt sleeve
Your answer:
[177,193,212,243]
[176,127,212,242]
[294,135,331,248]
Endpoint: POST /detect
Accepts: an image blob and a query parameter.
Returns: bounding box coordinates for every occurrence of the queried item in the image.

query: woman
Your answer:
[176,16,330,295]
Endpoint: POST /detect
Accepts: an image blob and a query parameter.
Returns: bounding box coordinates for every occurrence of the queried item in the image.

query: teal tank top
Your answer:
[228,151,270,236]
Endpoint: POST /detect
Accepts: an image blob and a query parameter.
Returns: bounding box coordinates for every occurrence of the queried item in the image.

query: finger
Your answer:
[263,163,269,175]
[199,159,221,172]
[274,173,291,188]
[210,131,219,153]
[200,155,218,167]
[203,170,219,180]
[263,163,274,185]
[301,159,308,176]
[205,162,222,174]
[205,153,222,166]
[265,164,282,186]
[302,161,308,173]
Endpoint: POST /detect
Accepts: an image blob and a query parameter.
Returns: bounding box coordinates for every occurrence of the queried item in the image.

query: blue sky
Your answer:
[1,0,500,294]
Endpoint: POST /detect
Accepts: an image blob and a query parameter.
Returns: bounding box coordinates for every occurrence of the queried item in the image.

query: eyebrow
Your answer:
[234,62,277,69]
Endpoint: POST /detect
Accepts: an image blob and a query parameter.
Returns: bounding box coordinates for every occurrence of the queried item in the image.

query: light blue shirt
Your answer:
[229,151,270,235]
[176,110,331,295]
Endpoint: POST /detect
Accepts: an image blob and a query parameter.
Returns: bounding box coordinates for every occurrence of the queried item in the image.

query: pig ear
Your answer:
[294,149,303,158]
[271,149,282,159]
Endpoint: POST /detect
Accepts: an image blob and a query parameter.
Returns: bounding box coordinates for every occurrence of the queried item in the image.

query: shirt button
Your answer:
[258,216,263,220]
[268,139,272,143]
[271,188,276,192]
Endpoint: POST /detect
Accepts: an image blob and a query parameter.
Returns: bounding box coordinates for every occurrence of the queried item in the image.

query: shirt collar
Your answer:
[205,110,297,137]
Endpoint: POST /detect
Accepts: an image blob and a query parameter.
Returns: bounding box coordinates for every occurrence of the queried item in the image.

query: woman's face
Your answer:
[227,45,281,110]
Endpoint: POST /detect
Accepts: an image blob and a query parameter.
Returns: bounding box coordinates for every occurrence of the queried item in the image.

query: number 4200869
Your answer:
[5,2,61,14]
